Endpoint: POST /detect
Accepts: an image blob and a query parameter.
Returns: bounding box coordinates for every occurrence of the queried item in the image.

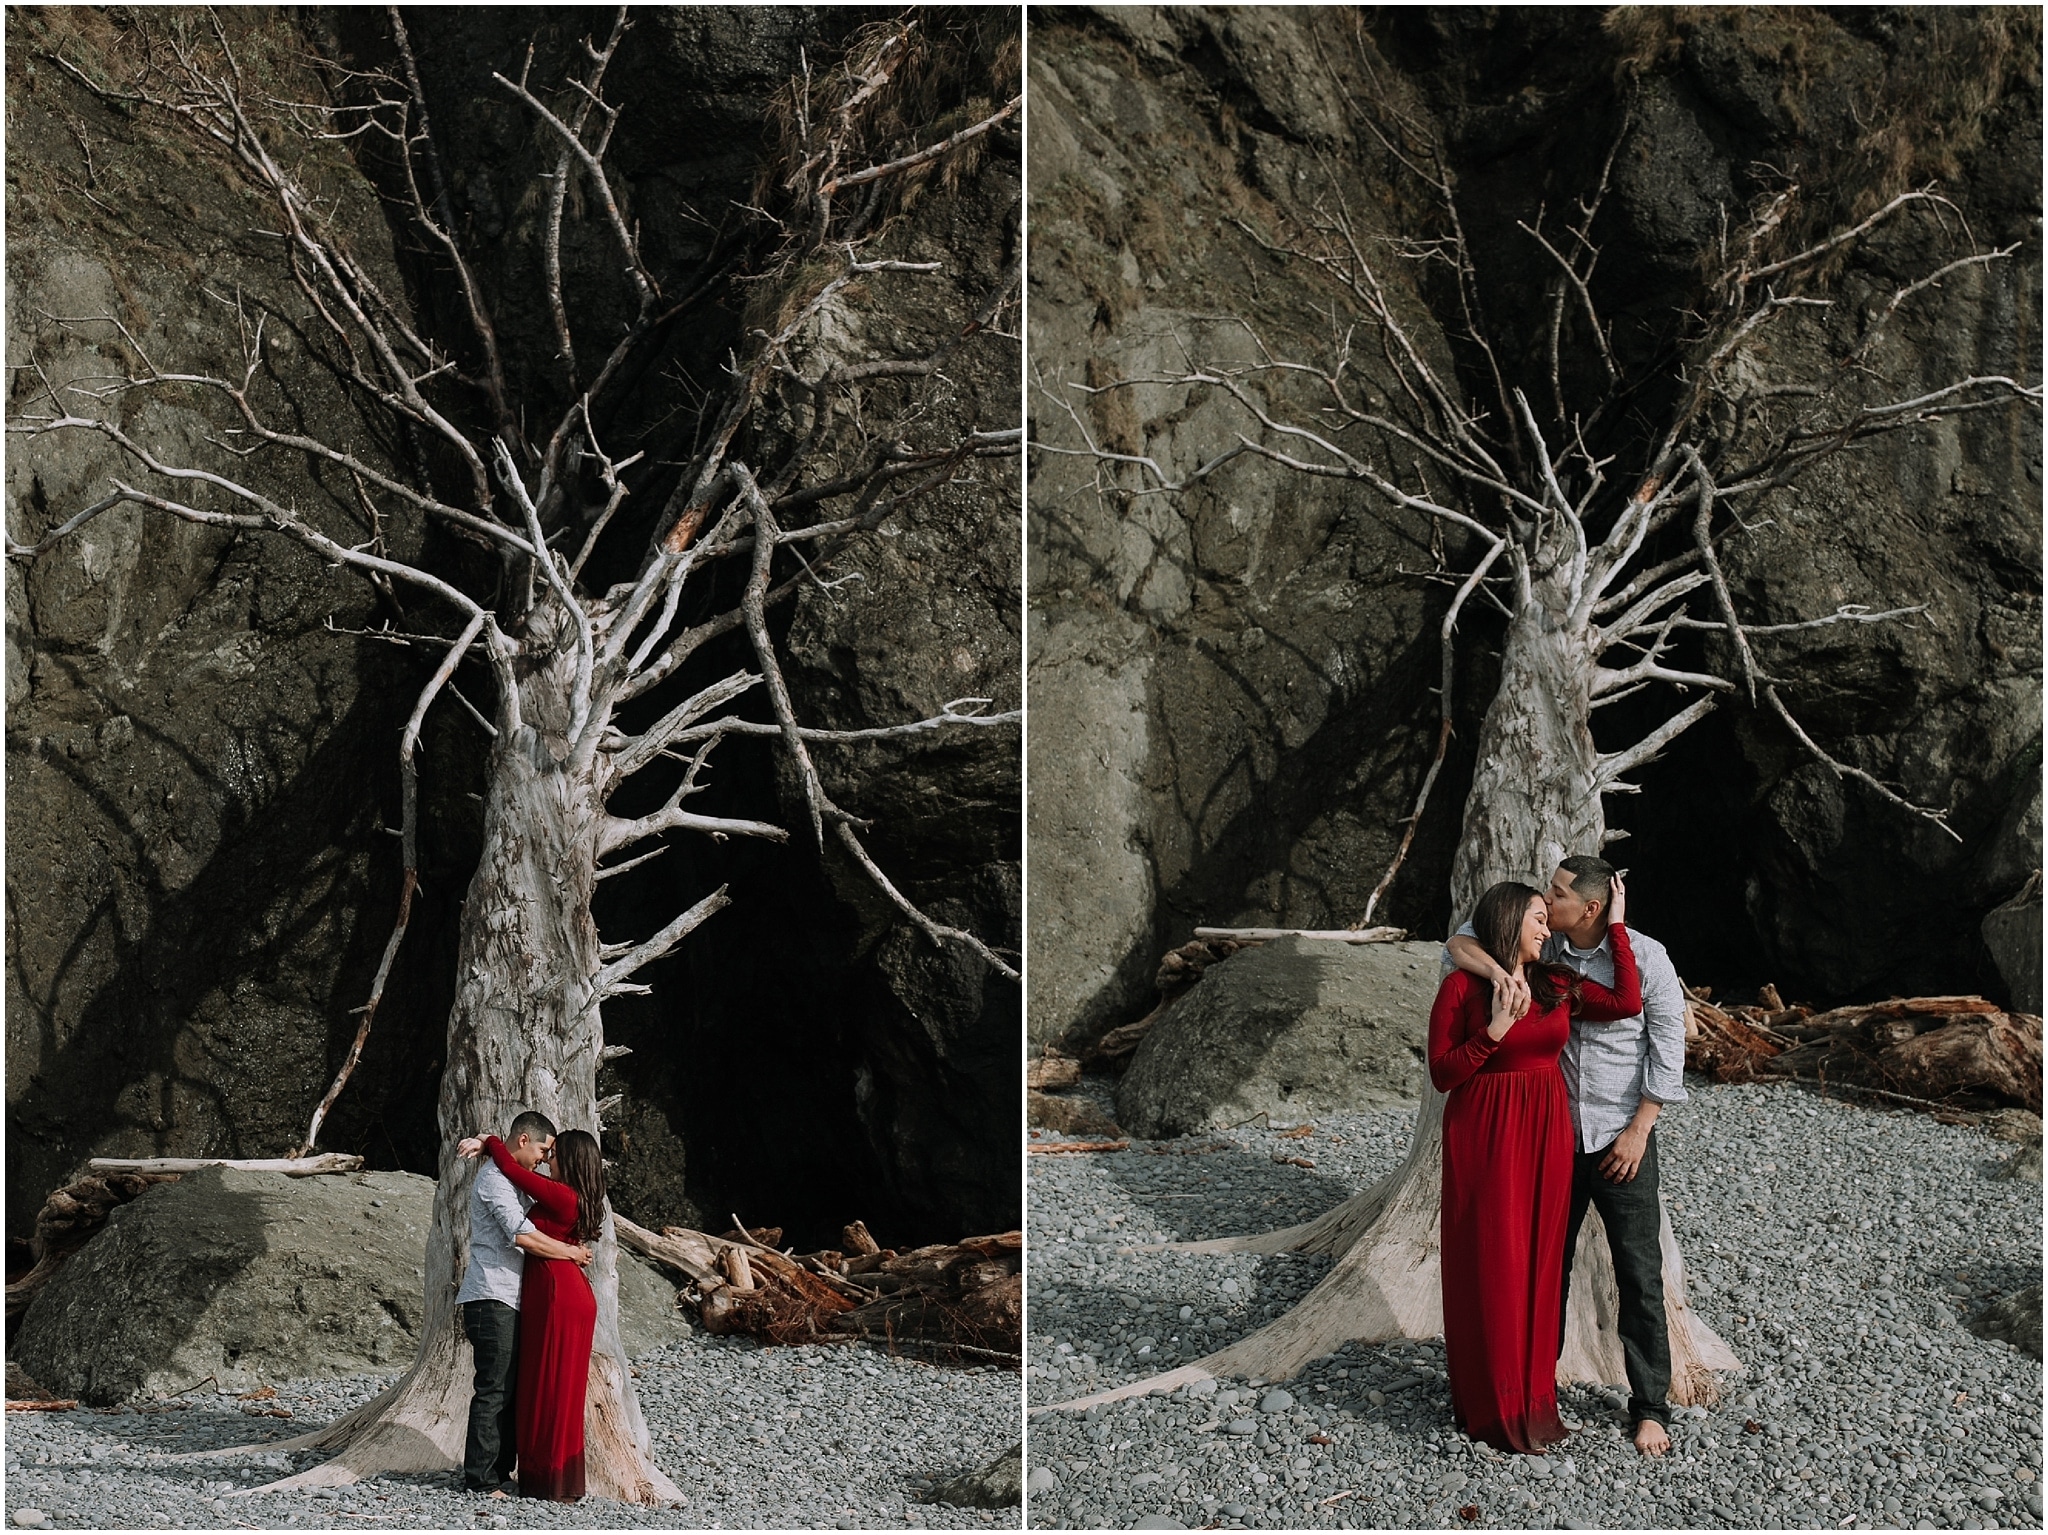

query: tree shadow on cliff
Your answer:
[4,643,452,1237]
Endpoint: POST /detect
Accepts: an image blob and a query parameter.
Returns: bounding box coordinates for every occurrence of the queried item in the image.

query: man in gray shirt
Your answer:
[453,1110,590,1494]
[1446,854,1688,1458]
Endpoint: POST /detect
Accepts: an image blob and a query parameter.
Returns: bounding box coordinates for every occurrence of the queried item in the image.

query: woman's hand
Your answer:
[1607,869,1627,928]
[1486,974,1523,1041]
[456,1136,485,1159]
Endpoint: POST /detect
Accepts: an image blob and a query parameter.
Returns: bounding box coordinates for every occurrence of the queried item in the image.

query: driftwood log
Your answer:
[1026,1091,1123,1139]
[1026,1052,1082,1092]
[615,1216,1021,1357]
[1684,988,2042,1114]
[6,1170,185,1319]
[87,1155,365,1177]
[1080,937,1256,1069]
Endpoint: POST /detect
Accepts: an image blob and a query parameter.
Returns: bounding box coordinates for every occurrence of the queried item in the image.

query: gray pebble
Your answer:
[1024,1076,2041,1532]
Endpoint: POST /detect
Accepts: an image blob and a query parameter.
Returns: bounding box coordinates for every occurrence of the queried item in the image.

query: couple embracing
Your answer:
[1430,855,1688,1460]
[452,1111,608,1502]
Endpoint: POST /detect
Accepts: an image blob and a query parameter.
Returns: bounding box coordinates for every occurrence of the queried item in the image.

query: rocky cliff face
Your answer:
[1028,6,2040,1046]
[7,8,1020,1251]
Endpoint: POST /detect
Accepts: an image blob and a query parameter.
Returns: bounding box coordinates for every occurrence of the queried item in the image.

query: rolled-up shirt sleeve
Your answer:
[477,1164,538,1243]
[1440,919,1479,978]
[1639,943,1691,1106]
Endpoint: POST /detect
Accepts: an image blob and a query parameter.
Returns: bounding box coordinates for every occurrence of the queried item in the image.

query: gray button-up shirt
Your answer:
[1447,921,1689,1153]
[453,1158,537,1309]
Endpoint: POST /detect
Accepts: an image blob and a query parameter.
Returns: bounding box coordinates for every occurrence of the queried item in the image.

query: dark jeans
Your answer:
[461,1300,520,1490]
[1559,1127,1672,1428]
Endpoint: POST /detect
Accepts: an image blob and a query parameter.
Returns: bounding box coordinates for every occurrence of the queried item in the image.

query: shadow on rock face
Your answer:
[1116,939,1443,1140]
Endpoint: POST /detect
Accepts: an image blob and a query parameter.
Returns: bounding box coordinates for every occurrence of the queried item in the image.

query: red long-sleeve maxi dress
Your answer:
[1429,926,1641,1454]
[484,1137,596,1501]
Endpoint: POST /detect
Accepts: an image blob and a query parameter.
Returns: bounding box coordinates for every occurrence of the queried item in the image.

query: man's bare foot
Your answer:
[1634,1418,1671,1457]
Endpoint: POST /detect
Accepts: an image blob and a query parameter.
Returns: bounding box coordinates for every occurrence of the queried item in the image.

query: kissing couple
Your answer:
[452,1111,609,1502]
[1431,854,1690,1460]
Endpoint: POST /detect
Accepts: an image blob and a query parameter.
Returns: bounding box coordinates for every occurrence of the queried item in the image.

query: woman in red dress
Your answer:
[471,1128,605,1501]
[1430,876,1640,1454]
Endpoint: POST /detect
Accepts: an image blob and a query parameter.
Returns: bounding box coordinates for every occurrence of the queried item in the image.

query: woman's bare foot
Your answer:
[1634,1418,1671,1456]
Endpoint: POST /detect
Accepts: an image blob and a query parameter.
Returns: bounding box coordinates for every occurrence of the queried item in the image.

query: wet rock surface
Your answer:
[1026,1076,2042,1529]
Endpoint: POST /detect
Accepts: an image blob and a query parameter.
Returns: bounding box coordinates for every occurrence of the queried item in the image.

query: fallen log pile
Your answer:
[1684,987,2043,1115]
[615,1215,1020,1360]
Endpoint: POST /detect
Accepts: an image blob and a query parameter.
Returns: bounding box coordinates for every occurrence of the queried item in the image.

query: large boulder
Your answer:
[1116,939,1443,1139]
[1982,882,2043,1016]
[12,1168,686,1404]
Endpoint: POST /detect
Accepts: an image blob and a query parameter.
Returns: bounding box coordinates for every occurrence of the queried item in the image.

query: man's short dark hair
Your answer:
[1559,854,1616,907]
[506,1110,557,1146]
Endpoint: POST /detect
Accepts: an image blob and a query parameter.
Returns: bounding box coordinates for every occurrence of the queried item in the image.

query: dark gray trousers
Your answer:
[461,1299,520,1489]
[1558,1127,1672,1428]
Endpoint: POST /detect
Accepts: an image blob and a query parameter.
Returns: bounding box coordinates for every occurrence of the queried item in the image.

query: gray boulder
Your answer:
[613,1245,691,1359]
[13,1167,687,1404]
[1982,881,2043,1016]
[1117,939,1443,1139]
[1970,1284,2043,1362]
[928,1442,1022,1508]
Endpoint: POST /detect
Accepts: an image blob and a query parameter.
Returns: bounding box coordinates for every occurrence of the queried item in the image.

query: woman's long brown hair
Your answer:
[550,1129,608,1247]
[1471,880,1569,1010]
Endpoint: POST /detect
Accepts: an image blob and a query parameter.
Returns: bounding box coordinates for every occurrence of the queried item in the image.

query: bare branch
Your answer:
[597,806,790,857]
[1596,696,1719,788]
[1763,684,1960,843]
[833,821,1018,984]
[733,463,827,849]
[656,699,1020,751]
[592,886,731,999]
[605,670,760,787]
[1682,446,1759,703]
[295,610,488,1156]
[818,93,1020,198]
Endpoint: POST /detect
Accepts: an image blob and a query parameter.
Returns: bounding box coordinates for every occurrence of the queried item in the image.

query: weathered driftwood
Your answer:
[831,1233,1022,1354]
[617,1214,1019,1355]
[86,1155,364,1177]
[7,1170,187,1318]
[1684,988,2041,1113]
[1081,938,1253,1069]
[1193,926,1406,943]
[1027,1139,1130,1155]
[1042,1090,1737,1415]
[1027,1091,1123,1139]
[1026,1053,1082,1091]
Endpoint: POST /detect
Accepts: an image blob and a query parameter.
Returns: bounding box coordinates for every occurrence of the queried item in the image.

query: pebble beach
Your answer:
[5,1333,1020,1530]
[1024,1075,2042,1530]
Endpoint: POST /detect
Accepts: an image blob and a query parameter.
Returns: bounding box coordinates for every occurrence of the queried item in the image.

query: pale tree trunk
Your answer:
[236,604,677,1502]
[1045,562,1742,1417]
[1448,575,1604,915]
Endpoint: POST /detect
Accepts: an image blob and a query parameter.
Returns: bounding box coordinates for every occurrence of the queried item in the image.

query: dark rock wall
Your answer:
[7,7,1020,1252]
[1027,6,2040,1046]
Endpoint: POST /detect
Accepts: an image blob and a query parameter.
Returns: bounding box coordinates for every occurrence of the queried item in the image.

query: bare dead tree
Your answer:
[1032,76,2036,1410]
[10,10,1019,1502]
